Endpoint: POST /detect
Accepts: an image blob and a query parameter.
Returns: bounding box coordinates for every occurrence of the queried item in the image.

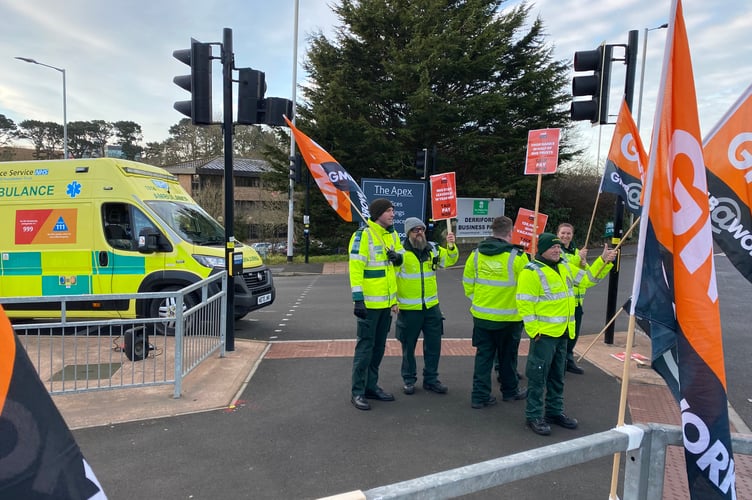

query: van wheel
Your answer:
[149,286,197,336]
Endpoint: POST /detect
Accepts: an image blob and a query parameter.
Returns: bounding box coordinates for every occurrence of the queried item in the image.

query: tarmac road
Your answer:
[244,248,752,430]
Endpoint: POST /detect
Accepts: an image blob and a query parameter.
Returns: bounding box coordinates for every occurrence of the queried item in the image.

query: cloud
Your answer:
[0,0,749,150]
[507,0,752,163]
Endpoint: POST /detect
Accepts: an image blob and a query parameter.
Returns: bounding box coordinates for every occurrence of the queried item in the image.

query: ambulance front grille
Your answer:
[242,269,269,289]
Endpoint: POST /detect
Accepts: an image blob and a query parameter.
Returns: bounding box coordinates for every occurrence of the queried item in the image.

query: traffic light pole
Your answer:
[222,28,236,352]
[174,29,293,352]
[603,29,638,344]
[304,170,310,263]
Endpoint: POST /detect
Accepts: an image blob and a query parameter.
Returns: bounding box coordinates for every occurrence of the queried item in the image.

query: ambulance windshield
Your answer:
[146,201,225,245]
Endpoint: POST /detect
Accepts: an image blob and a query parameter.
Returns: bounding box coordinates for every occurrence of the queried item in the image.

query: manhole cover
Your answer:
[50,363,122,382]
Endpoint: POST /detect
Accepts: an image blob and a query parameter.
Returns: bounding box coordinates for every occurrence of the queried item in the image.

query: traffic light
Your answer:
[415,148,427,179]
[237,68,265,125]
[173,40,213,125]
[290,154,303,184]
[237,69,293,126]
[258,97,293,127]
[570,44,613,124]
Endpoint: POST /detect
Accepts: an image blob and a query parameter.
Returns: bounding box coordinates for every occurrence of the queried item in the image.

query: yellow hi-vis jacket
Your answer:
[462,243,528,323]
[396,242,459,310]
[561,245,612,307]
[348,219,403,308]
[516,256,611,339]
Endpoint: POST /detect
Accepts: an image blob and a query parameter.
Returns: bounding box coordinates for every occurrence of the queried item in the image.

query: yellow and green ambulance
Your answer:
[0,158,275,321]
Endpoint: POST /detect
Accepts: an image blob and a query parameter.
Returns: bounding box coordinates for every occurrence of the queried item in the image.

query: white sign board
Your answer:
[455,198,505,238]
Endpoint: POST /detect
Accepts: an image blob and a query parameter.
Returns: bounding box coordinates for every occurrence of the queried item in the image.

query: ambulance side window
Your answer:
[103,203,133,251]
[132,208,171,252]
[132,209,157,240]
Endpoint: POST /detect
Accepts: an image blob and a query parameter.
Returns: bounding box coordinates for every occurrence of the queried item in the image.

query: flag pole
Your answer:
[583,190,601,250]
[612,217,640,251]
[585,217,640,290]
[608,0,672,492]
[343,191,366,223]
[575,214,642,364]
[584,124,606,248]
[609,313,638,499]
[342,191,394,252]
[576,307,623,362]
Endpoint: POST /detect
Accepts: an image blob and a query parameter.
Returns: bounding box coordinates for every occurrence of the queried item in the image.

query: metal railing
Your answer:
[330,423,751,499]
[5,273,227,399]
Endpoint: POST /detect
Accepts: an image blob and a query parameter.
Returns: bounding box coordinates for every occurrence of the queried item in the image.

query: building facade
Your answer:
[162,157,287,241]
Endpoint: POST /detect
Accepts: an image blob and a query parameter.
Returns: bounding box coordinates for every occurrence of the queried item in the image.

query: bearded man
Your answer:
[394,217,458,395]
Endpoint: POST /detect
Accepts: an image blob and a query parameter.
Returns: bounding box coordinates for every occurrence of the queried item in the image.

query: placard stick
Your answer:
[530,173,543,256]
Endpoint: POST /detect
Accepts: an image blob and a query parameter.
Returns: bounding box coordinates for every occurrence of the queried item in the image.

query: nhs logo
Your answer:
[35,169,49,175]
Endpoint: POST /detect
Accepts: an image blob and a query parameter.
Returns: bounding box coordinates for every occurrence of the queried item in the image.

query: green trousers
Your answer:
[471,321,523,404]
[525,334,568,420]
[351,307,392,396]
[566,305,584,364]
[395,305,443,385]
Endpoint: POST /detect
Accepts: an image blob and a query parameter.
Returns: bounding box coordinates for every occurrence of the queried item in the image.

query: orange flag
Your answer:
[284,116,369,223]
[0,305,107,498]
[705,82,752,283]
[632,1,735,497]
[600,99,647,215]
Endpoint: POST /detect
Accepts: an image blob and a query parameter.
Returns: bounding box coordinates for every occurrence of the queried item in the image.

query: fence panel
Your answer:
[5,273,227,399]
[349,424,752,500]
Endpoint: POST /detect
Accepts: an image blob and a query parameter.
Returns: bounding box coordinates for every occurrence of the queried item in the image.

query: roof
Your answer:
[163,157,274,177]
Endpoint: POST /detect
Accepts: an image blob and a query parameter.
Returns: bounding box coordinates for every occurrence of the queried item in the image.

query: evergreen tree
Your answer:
[0,114,17,147]
[113,121,144,160]
[297,0,575,237]
[17,120,63,159]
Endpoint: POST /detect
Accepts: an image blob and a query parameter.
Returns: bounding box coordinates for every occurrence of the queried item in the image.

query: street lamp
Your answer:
[635,23,668,130]
[15,57,68,159]
[286,0,300,264]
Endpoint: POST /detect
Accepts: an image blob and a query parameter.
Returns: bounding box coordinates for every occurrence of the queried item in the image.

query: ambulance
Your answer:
[0,158,275,321]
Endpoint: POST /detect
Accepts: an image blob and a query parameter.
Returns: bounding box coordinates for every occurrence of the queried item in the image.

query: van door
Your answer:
[13,204,92,296]
[97,203,163,313]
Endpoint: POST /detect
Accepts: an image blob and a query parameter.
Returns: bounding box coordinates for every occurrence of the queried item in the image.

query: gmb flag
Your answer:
[632,1,736,497]
[600,99,647,216]
[0,305,107,499]
[704,82,752,284]
[284,116,369,224]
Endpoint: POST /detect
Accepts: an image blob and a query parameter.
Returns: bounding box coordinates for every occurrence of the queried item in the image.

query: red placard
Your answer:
[511,208,547,252]
[430,172,457,219]
[524,128,561,175]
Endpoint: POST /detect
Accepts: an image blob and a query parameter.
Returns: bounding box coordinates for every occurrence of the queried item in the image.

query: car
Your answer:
[274,242,288,254]
[251,242,273,256]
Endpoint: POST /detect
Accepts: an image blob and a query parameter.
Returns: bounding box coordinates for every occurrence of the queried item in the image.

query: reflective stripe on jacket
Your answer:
[561,246,613,306]
[348,219,403,308]
[462,247,527,322]
[516,256,610,339]
[396,242,458,310]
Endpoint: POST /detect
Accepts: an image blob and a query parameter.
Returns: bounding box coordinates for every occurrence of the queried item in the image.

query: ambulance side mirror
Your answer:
[138,228,160,254]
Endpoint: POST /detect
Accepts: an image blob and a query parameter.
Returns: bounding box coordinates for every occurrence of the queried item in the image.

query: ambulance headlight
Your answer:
[193,254,226,269]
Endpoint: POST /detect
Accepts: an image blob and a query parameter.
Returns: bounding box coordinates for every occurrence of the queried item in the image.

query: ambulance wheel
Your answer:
[149,286,198,336]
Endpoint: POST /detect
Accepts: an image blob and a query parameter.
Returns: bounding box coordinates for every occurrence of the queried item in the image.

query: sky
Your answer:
[1,0,750,163]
